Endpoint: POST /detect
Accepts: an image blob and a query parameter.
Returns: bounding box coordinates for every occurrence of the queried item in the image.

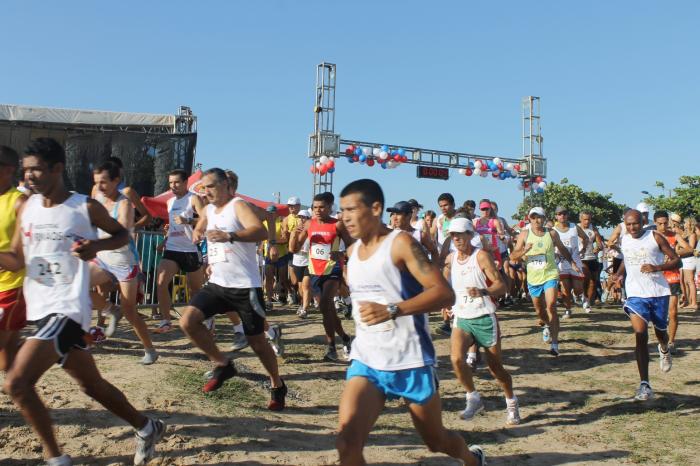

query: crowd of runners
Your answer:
[0,138,699,465]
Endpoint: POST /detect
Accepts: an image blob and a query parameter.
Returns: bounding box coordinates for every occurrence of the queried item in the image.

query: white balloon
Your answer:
[510,169,518,177]
[319,155,329,164]
[316,162,323,169]
[474,160,483,169]
[387,160,396,168]
[329,156,335,163]
[493,157,501,165]
[505,162,513,171]
[372,148,380,156]
[458,168,466,175]
[539,181,547,189]
[473,168,482,176]
[379,151,389,160]
[362,147,371,156]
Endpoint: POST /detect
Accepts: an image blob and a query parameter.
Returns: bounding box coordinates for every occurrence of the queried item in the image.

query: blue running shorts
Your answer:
[623,296,670,331]
[346,360,438,405]
[527,279,559,298]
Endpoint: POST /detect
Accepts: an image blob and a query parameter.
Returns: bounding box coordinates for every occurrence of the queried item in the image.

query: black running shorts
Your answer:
[582,259,600,274]
[163,249,202,273]
[29,314,88,366]
[189,283,266,336]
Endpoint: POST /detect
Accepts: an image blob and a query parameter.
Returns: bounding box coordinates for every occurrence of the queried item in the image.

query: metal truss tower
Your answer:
[522,96,545,178]
[308,63,340,196]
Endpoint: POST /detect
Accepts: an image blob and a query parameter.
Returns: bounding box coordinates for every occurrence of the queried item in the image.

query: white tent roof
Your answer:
[0,104,176,128]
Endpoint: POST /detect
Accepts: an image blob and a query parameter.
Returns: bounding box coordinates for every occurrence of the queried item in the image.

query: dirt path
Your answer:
[1,302,699,465]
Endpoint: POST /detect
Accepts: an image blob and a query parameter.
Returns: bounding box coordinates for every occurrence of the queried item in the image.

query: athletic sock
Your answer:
[467,391,481,401]
[233,323,244,334]
[137,418,154,437]
[467,352,477,362]
[266,327,277,340]
[506,396,518,405]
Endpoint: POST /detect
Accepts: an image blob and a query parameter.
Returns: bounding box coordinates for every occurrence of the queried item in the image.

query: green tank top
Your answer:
[524,227,559,285]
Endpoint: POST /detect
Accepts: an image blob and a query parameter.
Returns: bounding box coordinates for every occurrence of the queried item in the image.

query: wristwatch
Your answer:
[387,303,400,320]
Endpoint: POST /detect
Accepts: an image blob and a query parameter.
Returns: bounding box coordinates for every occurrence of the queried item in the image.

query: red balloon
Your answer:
[492,172,499,178]
[353,155,359,162]
[497,163,503,170]
[310,165,316,174]
[465,168,473,176]
[535,176,543,183]
[345,147,353,155]
[523,182,530,188]
[367,159,375,167]
[327,160,335,168]
[393,154,402,162]
[514,164,521,171]
[348,145,355,152]
[320,167,328,175]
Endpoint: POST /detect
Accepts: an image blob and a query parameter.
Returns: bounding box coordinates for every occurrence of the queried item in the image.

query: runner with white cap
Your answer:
[291,209,312,318]
[578,210,604,311]
[510,206,580,356]
[553,206,588,319]
[387,201,438,262]
[443,217,520,426]
[284,196,303,306]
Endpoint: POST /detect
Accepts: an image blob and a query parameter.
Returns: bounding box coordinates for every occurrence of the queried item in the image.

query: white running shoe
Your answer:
[542,326,551,343]
[140,349,158,365]
[460,393,485,421]
[105,306,122,337]
[505,399,521,426]
[562,309,572,319]
[469,445,486,466]
[230,332,249,352]
[634,382,654,401]
[658,344,672,373]
[583,300,592,313]
[46,454,73,466]
[268,325,284,356]
[296,305,308,319]
[134,419,166,465]
[549,343,560,356]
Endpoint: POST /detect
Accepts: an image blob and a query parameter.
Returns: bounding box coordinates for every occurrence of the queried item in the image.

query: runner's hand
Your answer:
[523,243,533,254]
[466,287,484,298]
[572,263,582,275]
[358,301,390,325]
[71,239,98,261]
[193,229,204,243]
[174,215,188,225]
[640,264,657,273]
[206,229,230,243]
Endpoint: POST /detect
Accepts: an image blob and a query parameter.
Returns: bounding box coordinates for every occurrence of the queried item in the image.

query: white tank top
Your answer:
[95,194,139,268]
[22,193,97,330]
[449,249,497,319]
[621,231,670,298]
[292,239,309,267]
[167,193,198,253]
[580,226,597,260]
[205,198,262,289]
[347,230,435,371]
[436,214,452,251]
[554,223,582,265]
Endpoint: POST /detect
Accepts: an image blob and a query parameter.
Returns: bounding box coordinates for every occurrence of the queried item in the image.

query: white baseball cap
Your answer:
[448,217,475,233]
[298,209,311,218]
[636,202,650,213]
[287,196,301,205]
[528,207,546,218]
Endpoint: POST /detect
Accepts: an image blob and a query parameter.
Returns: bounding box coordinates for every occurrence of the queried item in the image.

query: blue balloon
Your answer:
[499,172,507,180]
[381,163,387,169]
[398,148,406,156]
[355,147,363,156]
[359,154,367,162]
[468,162,474,169]
[328,167,335,173]
[488,162,496,171]
[347,157,354,163]
[381,145,389,152]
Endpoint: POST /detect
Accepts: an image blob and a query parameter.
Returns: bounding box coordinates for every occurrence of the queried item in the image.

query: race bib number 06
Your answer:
[28,253,77,286]
[310,243,331,261]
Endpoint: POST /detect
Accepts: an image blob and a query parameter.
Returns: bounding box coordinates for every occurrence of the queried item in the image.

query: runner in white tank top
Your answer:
[578,211,605,312]
[0,138,164,465]
[553,207,588,319]
[154,170,205,333]
[181,168,286,410]
[613,209,680,402]
[387,200,438,264]
[89,162,157,364]
[337,179,485,466]
[442,217,520,426]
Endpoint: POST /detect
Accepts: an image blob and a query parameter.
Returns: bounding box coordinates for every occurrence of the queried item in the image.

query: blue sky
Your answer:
[2,1,698,221]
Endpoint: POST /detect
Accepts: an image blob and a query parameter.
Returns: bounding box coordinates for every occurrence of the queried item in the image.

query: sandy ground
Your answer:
[1,300,699,466]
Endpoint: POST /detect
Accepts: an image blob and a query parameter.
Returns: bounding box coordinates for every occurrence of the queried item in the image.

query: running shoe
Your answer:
[230,332,249,352]
[562,309,572,319]
[89,326,106,344]
[268,380,287,411]
[468,445,487,466]
[634,382,654,401]
[202,361,238,393]
[343,302,353,320]
[549,343,560,357]
[542,325,551,343]
[667,341,676,355]
[140,349,158,365]
[342,337,353,360]
[583,300,592,313]
[204,317,215,333]
[460,393,485,421]
[658,344,672,372]
[46,454,73,466]
[134,418,166,466]
[324,346,339,362]
[268,325,284,356]
[265,300,274,311]
[154,320,173,334]
[505,399,521,426]
[296,305,308,319]
[466,356,477,372]
[105,306,122,338]
[436,321,452,336]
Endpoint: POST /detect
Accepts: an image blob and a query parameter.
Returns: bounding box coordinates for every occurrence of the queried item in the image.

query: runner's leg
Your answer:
[336,376,386,466]
[483,341,514,399]
[0,330,20,372]
[667,295,678,345]
[544,286,560,343]
[180,306,228,366]
[450,327,476,393]
[119,278,155,350]
[156,259,179,321]
[629,313,650,382]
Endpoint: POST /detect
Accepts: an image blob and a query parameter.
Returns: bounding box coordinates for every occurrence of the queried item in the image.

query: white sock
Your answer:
[506,396,518,405]
[266,327,277,339]
[137,418,154,437]
[233,323,244,334]
[467,352,477,362]
[467,391,481,400]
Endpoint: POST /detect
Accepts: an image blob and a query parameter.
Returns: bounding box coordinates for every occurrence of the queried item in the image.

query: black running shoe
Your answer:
[268,380,287,411]
[202,361,238,393]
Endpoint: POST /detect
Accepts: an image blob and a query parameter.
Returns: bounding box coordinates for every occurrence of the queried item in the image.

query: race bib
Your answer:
[28,252,78,286]
[352,294,396,333]
[454,289,486,316]
[527,254,547,270]
[208,242,228,264]
[310,243,331,261]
